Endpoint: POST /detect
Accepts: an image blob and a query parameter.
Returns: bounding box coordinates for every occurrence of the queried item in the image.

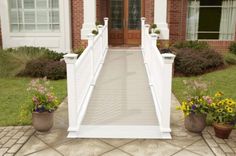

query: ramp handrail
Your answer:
[64,18,109,137]
[141,17,175,135]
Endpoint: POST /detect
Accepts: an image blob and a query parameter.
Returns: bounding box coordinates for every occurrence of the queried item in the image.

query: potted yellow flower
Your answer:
[27,78,59,132]
[177,79,211,133]
[209,92,236,139]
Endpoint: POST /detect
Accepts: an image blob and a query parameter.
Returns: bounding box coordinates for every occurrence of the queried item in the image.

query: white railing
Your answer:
[64,18,109,138]
[141,17,175,136]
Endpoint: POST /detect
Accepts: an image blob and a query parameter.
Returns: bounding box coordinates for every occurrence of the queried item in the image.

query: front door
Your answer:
[109,0,143,46]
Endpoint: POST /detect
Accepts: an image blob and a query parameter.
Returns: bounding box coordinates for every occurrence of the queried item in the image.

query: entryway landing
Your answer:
[78,48,164,138]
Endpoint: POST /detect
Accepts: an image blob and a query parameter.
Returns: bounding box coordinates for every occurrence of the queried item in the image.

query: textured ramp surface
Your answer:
[82,48,158,125]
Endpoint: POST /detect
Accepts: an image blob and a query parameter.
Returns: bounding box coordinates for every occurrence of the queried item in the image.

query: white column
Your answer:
[154,0,169,39]
[81,0,96,39]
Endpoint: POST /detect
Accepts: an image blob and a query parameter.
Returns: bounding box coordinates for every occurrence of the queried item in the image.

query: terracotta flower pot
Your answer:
[32,111,54,132]
[184,113,206,133]
[213,123,233,139]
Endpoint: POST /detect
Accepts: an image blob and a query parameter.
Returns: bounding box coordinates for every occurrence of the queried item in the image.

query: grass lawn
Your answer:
[0,77,67,126]
[173,65,236,102]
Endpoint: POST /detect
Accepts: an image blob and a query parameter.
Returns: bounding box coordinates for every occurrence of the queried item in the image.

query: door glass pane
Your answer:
[128,0,141,30]
[110,0,123,29]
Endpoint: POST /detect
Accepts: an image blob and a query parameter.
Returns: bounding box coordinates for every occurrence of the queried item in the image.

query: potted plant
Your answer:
[209,92,236,139]
[177,79,210,133]
[27,78,59,132]
[150,24,157,33]
[154,29,161,38]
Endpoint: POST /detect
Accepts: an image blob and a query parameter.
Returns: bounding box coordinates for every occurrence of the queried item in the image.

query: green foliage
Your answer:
[0,47,64,77]
[229,42,236,55]
[92,29,98,35]
[154,29,160,34]
[44,61,66,80]
[173,41,209,50]
[73,45,85,57]
[175,48,224,76]
[151,24,157,29]
[224,53,236,65]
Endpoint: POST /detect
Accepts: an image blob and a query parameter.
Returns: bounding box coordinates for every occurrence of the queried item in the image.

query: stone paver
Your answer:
[0,126,35,156]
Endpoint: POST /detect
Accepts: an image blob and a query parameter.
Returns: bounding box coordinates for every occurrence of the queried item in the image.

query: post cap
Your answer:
[104,17,109,21]
[64,54,78,64]
[161,53,176,64]
[141,17,146,21]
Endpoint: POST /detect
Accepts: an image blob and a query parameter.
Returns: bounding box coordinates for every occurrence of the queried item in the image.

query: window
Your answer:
[186,0,236,40]
[8,0,60,32]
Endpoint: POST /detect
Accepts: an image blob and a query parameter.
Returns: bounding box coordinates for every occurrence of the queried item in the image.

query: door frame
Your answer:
[107,0,145,45]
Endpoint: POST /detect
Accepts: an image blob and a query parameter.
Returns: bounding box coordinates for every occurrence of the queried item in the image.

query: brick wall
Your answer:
[168,0,187,43]
[71,0,84,49]
[144,0,154,24]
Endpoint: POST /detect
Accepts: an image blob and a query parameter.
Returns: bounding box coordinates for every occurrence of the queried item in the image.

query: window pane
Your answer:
[9,0,17,8]
[198,7,221,32]
[49,0,59,8]
[24,0,35,9]
[50,11,59,23]
[128,0,141,30]
[37,11,48,23]
[36,0,47,9]
[37,24,49,30]
[17,0,22,8]
[52,24,59,30]
[198,33,219,39]
[25,24,35,30]
[24,11,35,23]
[11,24,18,32]
[200,0,222,6]
[10,11,18,23]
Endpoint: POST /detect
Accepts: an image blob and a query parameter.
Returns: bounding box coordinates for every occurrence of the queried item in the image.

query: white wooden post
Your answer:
[88,33,95,85]
[144,24,150,64]
[104,17,109,49]
[141,17,146,49]
[64,54,79,134]
[160,53,175,133]
[150,33,158,47]
[98,25,104,58]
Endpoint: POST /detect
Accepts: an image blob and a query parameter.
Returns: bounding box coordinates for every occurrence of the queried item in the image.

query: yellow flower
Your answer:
[215,92,223,97]
[227,107,233,113]
[217,109,223,113]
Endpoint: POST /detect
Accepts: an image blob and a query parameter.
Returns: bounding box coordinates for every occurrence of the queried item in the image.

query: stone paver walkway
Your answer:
[0,126,35,156]
[14,95,236,156]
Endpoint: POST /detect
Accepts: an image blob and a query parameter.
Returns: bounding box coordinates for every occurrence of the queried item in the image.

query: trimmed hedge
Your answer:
[174,48,224,76]
[45,61,66,80]
[18,59,66,80]
[173,41,209,50]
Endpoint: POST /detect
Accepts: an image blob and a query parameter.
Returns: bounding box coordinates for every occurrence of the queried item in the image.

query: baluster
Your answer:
[88,33,95,85]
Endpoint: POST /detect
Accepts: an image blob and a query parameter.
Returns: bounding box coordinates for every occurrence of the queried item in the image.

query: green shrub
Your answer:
[229,42,236,55]
[173,41,209,50]
[0,46,64,77]
[224,53,236,65]
[18,59,54,77]
[44,61,66,80]
[175,48,224,76]
[73,46,85,57]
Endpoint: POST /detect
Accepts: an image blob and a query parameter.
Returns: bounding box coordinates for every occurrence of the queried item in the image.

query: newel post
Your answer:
[64,54,79,134]
[160,53,176,133]
[143,24,150,64]
[141,17,146,49]
[88,33,95,85]
[104,17,109,49]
